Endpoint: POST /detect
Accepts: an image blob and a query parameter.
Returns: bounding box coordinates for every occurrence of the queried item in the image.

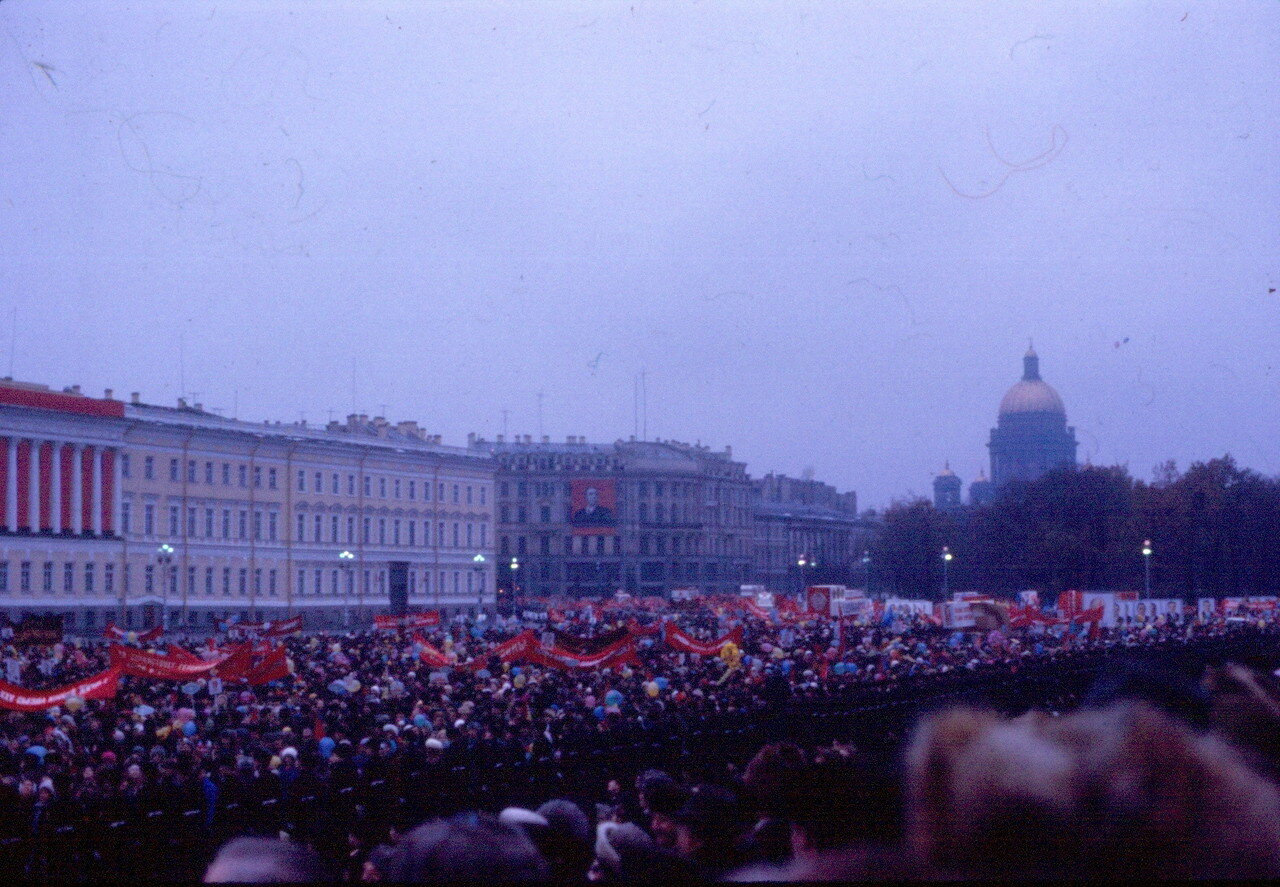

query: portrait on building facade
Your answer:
[570,479,616,533]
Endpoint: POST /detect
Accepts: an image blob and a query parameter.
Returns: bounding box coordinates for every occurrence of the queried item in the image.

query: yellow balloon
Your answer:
[645,682,659,698]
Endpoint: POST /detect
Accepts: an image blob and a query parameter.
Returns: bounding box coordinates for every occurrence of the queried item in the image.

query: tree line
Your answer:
[868,456,1280,599]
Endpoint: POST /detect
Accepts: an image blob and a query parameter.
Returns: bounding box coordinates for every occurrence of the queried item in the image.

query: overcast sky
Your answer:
[1,1,1276,508]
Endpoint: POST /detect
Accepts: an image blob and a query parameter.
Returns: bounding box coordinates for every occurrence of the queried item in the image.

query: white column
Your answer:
[91,446,103,536]
[71,444,84,535]
[28,439,41,533]
[5,438,16,533]
[50,442,62,534]
[112,448,123,537]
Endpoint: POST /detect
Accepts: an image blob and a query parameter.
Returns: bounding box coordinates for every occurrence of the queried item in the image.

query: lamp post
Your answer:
[508,557,520,615]
[338,550,355,627]
[1142,539,1152,599]
[472,553,487,615]
[941,546,953,598]
[156,544,175,630]
[861,551,872,596]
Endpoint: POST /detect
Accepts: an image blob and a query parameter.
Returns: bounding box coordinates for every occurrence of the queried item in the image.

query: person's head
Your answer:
[204,836,333,883]
[382,813,549,883]
[591,822,653,881]
[785,748,900,856]
[536,799,593,881]
[742,742,807,819]
[906,702,1280,880]
[584,487,599,508]
[669,785,743,869]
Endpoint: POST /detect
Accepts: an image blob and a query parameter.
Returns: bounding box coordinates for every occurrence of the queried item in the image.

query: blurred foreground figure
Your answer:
[905,702,1280,880]
[204,836,332,883]
[379,813,549,883]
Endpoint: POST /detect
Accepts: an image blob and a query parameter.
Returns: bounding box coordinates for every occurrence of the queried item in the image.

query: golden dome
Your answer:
[998,346,1067,416]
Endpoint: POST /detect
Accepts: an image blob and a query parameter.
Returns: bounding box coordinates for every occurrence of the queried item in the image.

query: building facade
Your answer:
[988,347,1078,487]
[472,436,755,601]
[932,464,962,510]
[0,380,495,632]
[750,472,869,592]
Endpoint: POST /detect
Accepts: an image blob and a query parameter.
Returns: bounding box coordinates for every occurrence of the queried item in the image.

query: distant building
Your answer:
[968,468,995,506]
[471,436,754,601]
[0,379,495,632]
[932,463,962,510]
[751,473,868,592]
[988,346,1078,487]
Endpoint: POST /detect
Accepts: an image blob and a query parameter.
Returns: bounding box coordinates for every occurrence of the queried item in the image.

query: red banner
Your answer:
[241,646,290,685]
[741,599,771,620]
[103,623,126,641]
[0,667,122,711]
[137,626,164,643]
[264,615,303,637]
[661,623,743,656]
[525,635,638,670]
[1072,604,1105,625]
[412,633,452,668]
[486,629,541,663]
[374,612,441,630]
[110,644,239,680]
[165,644,204,664]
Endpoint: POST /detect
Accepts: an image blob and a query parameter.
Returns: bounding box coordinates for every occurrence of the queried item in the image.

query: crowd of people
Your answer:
[3,598,1280,881]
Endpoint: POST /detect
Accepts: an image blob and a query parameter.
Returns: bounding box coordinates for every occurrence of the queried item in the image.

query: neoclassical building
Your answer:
[988,346,1078,487]
[0,379,495,632]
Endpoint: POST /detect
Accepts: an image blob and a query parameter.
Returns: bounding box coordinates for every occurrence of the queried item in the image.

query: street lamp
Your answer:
[338,550,355,627]
[508,557,520,613]
[941,546,953,598]
[472,553,487,614]
[861,551,872,595]
[155,544,175,630]
[1141,539,1153,598]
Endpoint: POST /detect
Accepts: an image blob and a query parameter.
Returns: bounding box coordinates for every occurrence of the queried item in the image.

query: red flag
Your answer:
[412,633,451,668]
[242,646,290,685]
[661,623,743,656]
[165,644,203,664]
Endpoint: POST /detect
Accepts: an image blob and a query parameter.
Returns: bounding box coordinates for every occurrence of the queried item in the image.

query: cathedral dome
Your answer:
[998,346,1066,417]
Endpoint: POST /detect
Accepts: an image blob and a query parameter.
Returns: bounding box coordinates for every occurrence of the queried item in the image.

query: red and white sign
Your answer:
[0,666,123,711]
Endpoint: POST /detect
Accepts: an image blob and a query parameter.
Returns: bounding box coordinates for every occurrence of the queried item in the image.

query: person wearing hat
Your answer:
[668,784,745,880]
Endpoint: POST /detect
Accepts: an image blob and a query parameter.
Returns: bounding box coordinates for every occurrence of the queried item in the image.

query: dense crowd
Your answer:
[3,601,1280,880]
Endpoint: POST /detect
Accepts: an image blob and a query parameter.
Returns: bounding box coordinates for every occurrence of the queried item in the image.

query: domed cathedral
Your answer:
[933,462,962,510]
[988,345,1078,487]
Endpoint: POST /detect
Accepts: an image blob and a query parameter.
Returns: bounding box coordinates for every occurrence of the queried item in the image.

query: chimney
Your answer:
[194,402,203,412]
[104,388,114,400]
[467,432,476,445]
[542,435,550,444]
[496,434,505,443]
[131,392,141,404]
[71,384,81,395]
[177,397,188,409]
[525,434,533,444]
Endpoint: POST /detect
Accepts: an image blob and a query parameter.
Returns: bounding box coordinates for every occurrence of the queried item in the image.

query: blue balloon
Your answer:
[182,682,201,696]
[328,680,349,696]
[655,677,669,690]
[605,690,623,706]
[593,706,606,720]
[26,745,47,761]
[413,714,429,728]
[319,736,336,757]
[510,667,522,677]
[833,662,846,675]
[182,720,197,737]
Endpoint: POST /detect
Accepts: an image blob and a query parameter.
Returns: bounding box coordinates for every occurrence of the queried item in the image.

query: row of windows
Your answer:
[496,533,748,557]
[500,535,620,556]
[123,456,487,507]
[497,480,746,504]
[120,503,489,549]
[0,561,483,599]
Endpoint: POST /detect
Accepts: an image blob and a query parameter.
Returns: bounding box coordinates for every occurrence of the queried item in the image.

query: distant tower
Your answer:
[933,462,963,510]
[988,345,1078,487]
[969,467,995,506]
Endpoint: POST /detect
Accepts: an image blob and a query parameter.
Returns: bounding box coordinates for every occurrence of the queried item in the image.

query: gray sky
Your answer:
[2,1,1276,509]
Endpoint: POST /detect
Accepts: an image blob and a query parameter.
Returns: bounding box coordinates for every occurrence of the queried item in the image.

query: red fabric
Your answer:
[165,644,203,664]
[1072,604,1105,625]
[524,635,638,670]
[661,623,743,656]
[137,626,164,643]
[374,612,440,630]
[412,633,451,667]
[263,615,303,637]
[0,667,122,711]
[241,646,290,685]
[110,644,238,680]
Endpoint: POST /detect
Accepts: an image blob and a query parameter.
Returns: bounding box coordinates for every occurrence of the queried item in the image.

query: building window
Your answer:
[480,487,487,506]
[121,503,132,535]
[144,456,154,480]
[222,463,231,485]
[169,506,180,536]
[331,516,339,543]
[222,509,231,539]
[84,563,95,594]
[205,462,214,484]
[500,504,510,522]
[169,458,179,482]
[121,453,131,478]
[437,522,445,546]
[238,510,247,539]
[393,519,401,545]
[314,471,322,491]
[238,569,247,596]
[466,485,473,505]
[296,513,306,542]
[347,474,355,496]
[332,473,339,494]
[408,521,415,546]
[408,481,416,500]
[452,485,460,504]
[297,469,306,492]
[314,514,322,542]
[452,523,460,547]
[186,567,195,598]
[187,507,197,536]
[481,523,487,547]
[143,504,155,536]
[42,561,52,592]
[438,482,445,500]
[145,565,154,594]
[363,476,371,497]
[363,518,371,544]
[500,536,510,554]
[268,570,277,596]
[253,466,262,488]
[187,460,197,483]
[540,506,550,523]
[239,465,247,487]
[378,518,386,545]
[347,516,355,543]
[268,468,277,490]
[394,478,401,499]
[0,562,8,593]
[466,523,474,547]
[204,568,213,596]
[253,569,262,597]
[222,568,231,596]
[253,511,263,541]
[314,568,322,596]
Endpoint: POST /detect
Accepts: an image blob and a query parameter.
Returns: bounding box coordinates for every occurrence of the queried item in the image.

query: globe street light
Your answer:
[861,551,872,595]
[472,553,487,614]
[1142,539,1153,599]
[942,546,953,598]
[156,544,175,630]
[338,550,355,627]
[508,557,520,614]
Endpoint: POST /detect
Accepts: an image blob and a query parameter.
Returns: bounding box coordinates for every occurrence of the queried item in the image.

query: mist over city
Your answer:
[1,3,1278,883]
